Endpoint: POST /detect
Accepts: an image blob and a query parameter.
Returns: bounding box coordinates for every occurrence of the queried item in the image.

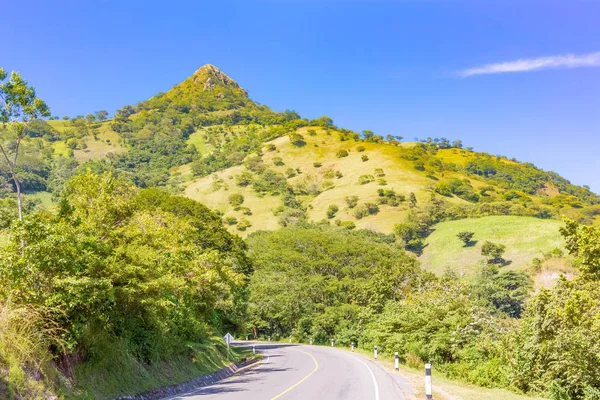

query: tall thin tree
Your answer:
[0,68,50,221]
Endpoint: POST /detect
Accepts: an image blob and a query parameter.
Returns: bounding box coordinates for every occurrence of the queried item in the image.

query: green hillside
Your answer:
[4,63,600,400]
[419,216,564,278]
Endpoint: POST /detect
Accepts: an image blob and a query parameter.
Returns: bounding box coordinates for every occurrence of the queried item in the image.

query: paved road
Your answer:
[167,342,413,400]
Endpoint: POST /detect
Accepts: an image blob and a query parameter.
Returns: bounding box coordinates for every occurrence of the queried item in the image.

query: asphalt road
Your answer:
[167,342,414,400]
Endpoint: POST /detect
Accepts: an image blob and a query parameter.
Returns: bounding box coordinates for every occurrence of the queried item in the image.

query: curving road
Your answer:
[166,342,414,400]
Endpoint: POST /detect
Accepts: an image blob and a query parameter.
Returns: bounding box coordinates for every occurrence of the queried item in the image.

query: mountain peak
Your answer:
[192,64,243,93]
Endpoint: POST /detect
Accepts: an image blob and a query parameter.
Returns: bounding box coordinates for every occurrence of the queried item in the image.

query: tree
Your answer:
[289,133,306,147]
[95,110,109,121]
[409,192,417,208]
[228,193,245,208]
[481,241,506,264]
[86,113,96,124]
[345,196,359,208]
[560,218,600,275]
[0,68,50,221]
[457,231,475,246]
[326,204,339,219]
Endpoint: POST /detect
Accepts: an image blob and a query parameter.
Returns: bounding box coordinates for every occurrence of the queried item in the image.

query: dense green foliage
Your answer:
[245,221,600,399]
[0,172,252,397]
[247,225,425,342]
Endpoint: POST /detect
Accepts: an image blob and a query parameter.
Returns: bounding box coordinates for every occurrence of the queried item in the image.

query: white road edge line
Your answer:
[163,350,270,400]
[353,356,380,400]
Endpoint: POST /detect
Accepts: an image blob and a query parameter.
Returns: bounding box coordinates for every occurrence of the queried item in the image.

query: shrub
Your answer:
[224,216,238,225]
[323,169,336,179]
[239,206,253,216]
[358,175,375,185]
[272,157,285,166]
[345,196,359,208]
[339,221,356,230]
[354,203,378,219]
[374,168,385,177]
[326,204,339,219]
[289,133,306,147]
[285,168,297,178]
[307,129,317,136]
[228,193,245,207]
[457,231,475,246]
[252,169,287,195]
[237,218,252,231]
[336,149,349,158]
[481,241,506,264]
[245,155,265,173]
[266,144,276,151]
[357,146,365,152]
[235,171,253,186]
[361,155,369,162]
[313,162,322,168]
[377,178,387,185]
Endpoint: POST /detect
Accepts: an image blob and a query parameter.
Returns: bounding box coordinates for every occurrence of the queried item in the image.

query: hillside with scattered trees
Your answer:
[1,65,600,400]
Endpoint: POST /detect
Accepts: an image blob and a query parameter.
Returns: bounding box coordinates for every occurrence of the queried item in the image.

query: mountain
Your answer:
[2,64,599,250]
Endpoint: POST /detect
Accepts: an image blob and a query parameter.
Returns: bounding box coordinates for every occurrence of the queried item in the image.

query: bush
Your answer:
[481,241,506,264]
[358,175,375,185]
[289,133,306,147]
[345,196,359,208]
[266,144,276,151]
[374,168,385,177]
[237,218,252,231]
[336,150,349,158]
[313,162,322,168]
[361,155,369,162]
[228,193,244,207]
[357,146,365,152]
[272,157,285,166]
[224,216,238,225]
[285,168,297,178]
[339,221,356,230]
[326,204,339,219]
[239,206,253,216]
[457,231,474,246]
[235,171,253,186]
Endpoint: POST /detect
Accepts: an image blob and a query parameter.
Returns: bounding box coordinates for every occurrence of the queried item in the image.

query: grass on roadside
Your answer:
[69,336,253,400]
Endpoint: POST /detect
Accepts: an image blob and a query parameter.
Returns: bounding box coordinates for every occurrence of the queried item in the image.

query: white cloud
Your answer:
[459,51,600,77]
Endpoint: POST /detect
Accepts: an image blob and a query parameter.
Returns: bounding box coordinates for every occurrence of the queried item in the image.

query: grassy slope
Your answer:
[47,120,126,161]
[69,337,252,400]
[419,216,564,278]
[184,127,475,235]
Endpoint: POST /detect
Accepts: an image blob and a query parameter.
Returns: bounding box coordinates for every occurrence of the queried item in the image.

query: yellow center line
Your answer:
[271,350,319,400]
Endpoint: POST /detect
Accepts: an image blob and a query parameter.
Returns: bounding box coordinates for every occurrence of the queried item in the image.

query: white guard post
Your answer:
[223,333,234,361]
[425,363,433,399]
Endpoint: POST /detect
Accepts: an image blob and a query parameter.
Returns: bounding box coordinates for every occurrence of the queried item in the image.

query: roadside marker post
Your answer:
[374,345,378,359]
[246,335,248,341]
[394,352,399,371]
[268,336,271,342]
[425,363,433,400]
[331,339,334,347]
[351,342,354,352]
[223,333,234,361]
[310,337,313,345]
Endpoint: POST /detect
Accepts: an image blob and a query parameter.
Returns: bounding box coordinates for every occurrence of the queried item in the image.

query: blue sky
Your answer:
[3,0,600,192]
